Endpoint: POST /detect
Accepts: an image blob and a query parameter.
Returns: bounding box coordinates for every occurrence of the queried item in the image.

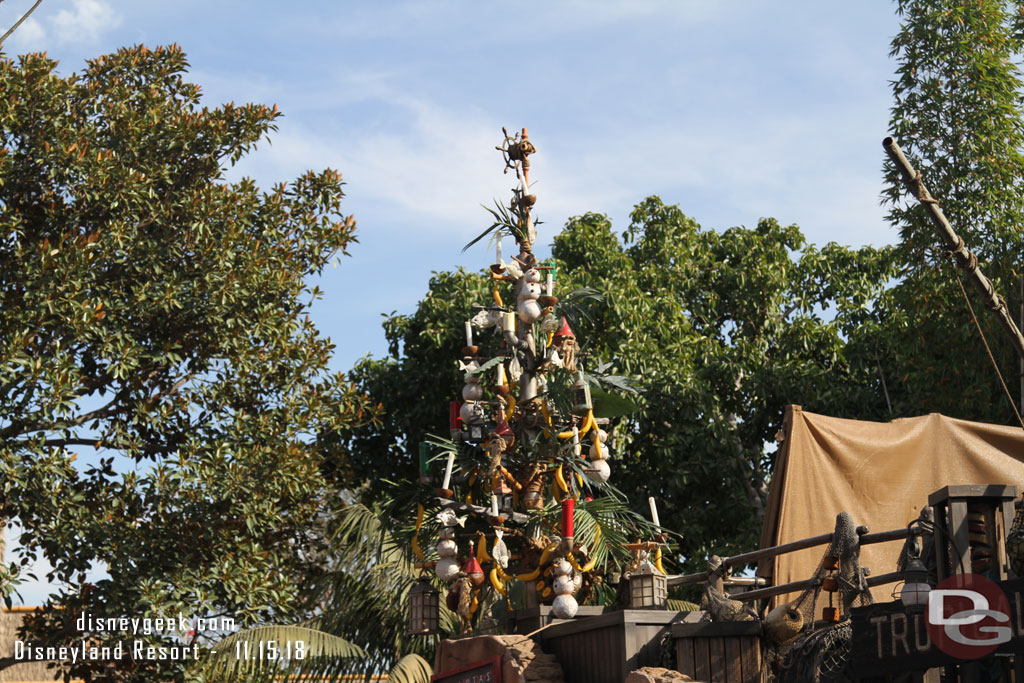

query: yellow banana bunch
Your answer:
[489,567,507,596]
[555,464,569,493]
[515,567,541,582]
[411,504,426,561]
[567,553,597,573]
[476,534,492,564]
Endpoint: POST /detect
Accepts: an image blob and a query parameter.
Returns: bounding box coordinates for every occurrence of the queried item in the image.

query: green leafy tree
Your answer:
[0,45,377,680]
[879,0,1024,422]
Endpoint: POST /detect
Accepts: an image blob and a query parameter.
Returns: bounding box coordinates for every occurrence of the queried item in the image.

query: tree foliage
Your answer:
[878,0,1024,422]
[0,45,377,680]
[335,1,1024,662]
[346,198,897,571]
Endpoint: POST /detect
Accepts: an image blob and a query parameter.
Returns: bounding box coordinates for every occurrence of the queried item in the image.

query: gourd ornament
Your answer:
[436,557,460,582]
[550,558,579,619]
[462,383,484,401]
[435,510,466,582]
[587,428,612,483]
[458,361,486,428]
[586,458,611,484]
[459,400,486,425]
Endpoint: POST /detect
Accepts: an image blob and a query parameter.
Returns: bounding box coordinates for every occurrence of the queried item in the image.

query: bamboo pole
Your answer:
[667,526,912,587]
[883,136,1024,361]
[731,570,904,604]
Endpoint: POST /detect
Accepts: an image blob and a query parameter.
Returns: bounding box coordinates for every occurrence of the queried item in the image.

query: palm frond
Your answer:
[463,200,524,252]
[465,355,506,380]
[388,653,434,683]
[574,497,632,568]
[589,385,641,419]
[331,502,411,570]
[520,496,650,570]
[423,433,459,455]
[556,287,604,332]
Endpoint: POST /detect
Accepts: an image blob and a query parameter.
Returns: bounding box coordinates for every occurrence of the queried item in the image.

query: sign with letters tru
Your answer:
[850,576,1024,675]
[431,655,503,683]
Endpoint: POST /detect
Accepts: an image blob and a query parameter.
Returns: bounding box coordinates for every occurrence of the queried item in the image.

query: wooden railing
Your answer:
[667,526,914,602]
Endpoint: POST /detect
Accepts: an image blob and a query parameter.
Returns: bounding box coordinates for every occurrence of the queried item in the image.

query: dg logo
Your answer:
[927,573,1012,659]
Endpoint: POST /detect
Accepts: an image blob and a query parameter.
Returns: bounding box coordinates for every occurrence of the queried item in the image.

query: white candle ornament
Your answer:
[648,496,661,529]
[491,494,499,516]
[442,452,455,490]
[546,272,553,296]
[465,321,473,347]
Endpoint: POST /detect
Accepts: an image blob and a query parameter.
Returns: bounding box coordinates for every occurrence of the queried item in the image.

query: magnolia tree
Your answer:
[0,46,377,680]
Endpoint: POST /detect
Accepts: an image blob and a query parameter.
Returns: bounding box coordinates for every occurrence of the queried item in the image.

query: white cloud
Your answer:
[227,84,891,255]
[51,0,120,44]
[4,16,46,51]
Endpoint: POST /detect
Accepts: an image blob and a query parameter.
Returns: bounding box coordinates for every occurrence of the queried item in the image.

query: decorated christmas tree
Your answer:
[408,129,668,637]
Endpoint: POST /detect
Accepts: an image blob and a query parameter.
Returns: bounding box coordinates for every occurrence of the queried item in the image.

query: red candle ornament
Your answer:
[561,498,575,538]
[449,401,462,431]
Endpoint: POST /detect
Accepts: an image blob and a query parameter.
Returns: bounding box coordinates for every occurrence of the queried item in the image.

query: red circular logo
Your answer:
[926,573,1011,660]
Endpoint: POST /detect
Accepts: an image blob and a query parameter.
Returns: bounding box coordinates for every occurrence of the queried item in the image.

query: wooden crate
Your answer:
[672,621,765,683]
[537,609,693,683]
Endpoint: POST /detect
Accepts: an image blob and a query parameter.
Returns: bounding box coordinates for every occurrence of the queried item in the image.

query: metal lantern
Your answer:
[408,577,440,635]
[466,422,487,443]
[629,560,667,609]
[496,481,515,515]
[900,556,931,613]
[573,371,592,412]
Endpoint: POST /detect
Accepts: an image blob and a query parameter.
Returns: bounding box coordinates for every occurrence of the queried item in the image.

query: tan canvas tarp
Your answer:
[758,405,1024,604]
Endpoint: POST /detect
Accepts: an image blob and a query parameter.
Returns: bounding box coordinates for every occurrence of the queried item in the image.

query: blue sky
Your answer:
[0,1,902,604]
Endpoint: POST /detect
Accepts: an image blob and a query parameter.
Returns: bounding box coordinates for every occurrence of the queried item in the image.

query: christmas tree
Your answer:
[409,128,667,637]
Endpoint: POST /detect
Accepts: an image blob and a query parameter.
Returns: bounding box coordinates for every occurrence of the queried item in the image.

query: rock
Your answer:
[434,635,565,683]
[625,667,701,683]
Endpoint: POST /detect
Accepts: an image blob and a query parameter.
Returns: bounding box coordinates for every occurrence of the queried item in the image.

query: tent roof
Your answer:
[758,405,1024,604]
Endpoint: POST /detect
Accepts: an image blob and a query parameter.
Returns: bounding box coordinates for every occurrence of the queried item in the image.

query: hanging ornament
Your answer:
[436,557,460,582]
[492,530,510,569]
[586,458,611,484]
[552,318,574,342]
[508,355,522,382]
[471,307,504,331]
[539,313,560,335]
[436,510,467,528]
[459,399,484,422]
[463,556,485,587]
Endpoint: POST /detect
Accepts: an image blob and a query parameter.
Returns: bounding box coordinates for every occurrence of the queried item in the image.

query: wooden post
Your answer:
[884,137,1024,362]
